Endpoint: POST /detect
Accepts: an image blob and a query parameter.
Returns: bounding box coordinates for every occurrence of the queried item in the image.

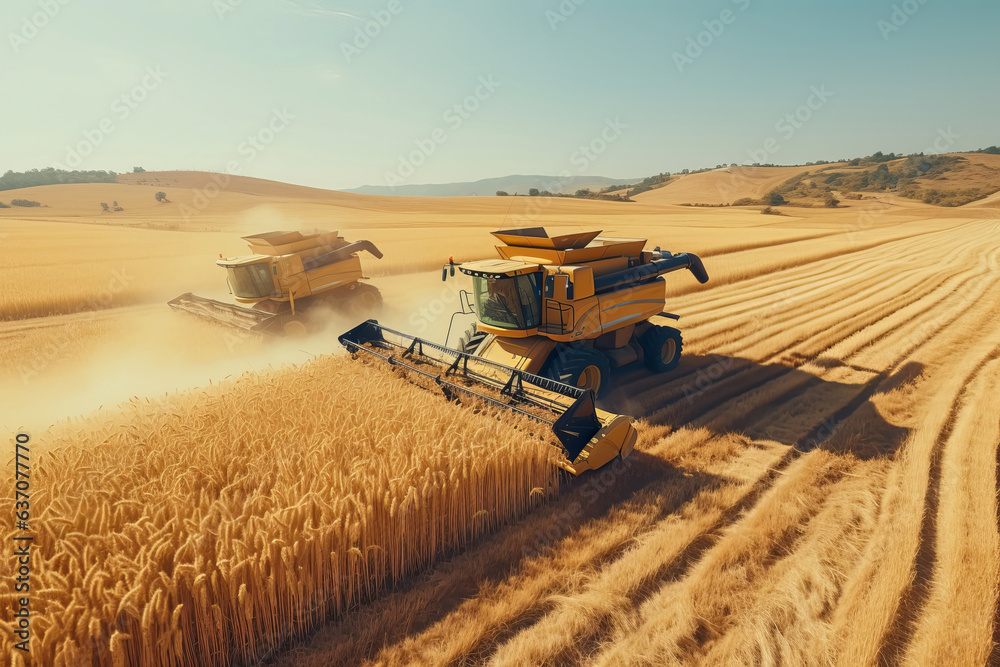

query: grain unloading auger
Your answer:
[339,321,638,475]
[169,230,383,336]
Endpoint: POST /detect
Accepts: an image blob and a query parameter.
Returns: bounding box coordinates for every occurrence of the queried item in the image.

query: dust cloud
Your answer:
[1,271,475,435]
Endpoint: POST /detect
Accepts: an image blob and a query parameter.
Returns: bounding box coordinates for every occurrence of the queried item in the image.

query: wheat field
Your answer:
[1,173,999,665]
[0,357,558,665]
[272,215,1000,664]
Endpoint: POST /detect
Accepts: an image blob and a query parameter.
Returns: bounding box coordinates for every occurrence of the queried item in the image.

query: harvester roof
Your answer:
[460,259,538,278]
[216,254,272,268]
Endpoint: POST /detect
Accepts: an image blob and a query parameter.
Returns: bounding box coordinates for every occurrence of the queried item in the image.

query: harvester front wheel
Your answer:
[544,346,611,398]
[641,325,683,373]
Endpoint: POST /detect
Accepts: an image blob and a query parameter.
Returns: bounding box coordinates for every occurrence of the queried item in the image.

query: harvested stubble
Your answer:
[0,355,559,665]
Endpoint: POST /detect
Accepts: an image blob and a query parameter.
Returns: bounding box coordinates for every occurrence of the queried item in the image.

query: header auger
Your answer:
[339,227,709,475]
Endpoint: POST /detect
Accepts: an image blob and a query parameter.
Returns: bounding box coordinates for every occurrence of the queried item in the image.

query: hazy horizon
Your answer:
[2,0,997,190]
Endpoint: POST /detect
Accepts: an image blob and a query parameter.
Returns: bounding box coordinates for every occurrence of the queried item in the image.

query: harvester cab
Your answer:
[441,228,709,397]
[170,230,383,336]
[339,227,710,476]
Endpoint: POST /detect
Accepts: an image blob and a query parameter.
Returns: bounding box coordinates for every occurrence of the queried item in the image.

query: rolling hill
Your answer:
[339,174,641,197]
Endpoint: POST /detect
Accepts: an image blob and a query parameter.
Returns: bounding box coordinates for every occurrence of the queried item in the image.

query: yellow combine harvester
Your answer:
[170,230,383,335]
[339,228,709,474]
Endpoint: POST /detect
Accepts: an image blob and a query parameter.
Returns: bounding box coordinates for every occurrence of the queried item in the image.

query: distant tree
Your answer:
[528,188,540,197]
[0,201,9,208]
[575,189,591,197]
[0,168,117,191]
[112,200,123,212]
[10,199,41,207]
[764,190,787,206]
[100,202,111,212]
[681,169,690,175]
[155,191,169,203]
[824,193,841,208]
[495,190,509,196]
[133,166,146,173]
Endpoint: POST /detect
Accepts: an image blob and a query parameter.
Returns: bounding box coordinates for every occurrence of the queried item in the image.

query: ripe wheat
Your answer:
[0,355,559,665]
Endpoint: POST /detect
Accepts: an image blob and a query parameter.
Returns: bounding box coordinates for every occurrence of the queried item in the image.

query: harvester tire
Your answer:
[282,319,309,337]
[346,283,383,317]
[544,346,612,398]
[457,323,489,354]
[641,325,683,373]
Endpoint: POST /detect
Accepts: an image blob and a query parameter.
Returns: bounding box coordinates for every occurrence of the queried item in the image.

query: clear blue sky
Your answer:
[1,0,997,189]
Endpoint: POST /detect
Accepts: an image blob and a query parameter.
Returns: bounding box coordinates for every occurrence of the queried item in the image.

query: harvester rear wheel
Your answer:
[346,283,383,317]
[640,325,683,373]
[457,323,489,354]
[544,346,611,398]
[282,319,309,337]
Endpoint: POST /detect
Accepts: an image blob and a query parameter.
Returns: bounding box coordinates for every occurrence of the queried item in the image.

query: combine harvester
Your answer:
[340,228,709,474]
[170,230,383,336]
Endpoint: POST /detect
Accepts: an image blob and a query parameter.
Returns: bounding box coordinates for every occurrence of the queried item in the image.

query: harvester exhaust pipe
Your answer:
[593,252,709,294]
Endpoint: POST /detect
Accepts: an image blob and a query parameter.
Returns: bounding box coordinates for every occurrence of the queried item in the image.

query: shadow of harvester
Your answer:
[599,353,920,461]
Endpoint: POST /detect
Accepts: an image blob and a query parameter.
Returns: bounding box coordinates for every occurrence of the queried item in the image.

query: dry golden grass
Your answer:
[269,213,1000,666]
[0,220,237,321]
[0,356,558,665]
[3,173,1000,666]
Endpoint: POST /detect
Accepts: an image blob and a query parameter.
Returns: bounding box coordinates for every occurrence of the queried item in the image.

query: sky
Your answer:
[0,0,997,190]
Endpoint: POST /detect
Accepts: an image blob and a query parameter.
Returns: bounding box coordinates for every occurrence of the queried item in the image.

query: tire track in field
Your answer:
[622,225,991,407]
[674,217,986,318]
[878,345,1000,663]
[475,254,991,664]
[829,271,1000,666]
[623,256,988,431]
[575,240,1000,664]
[271,216,1000,666]
[904,356,1000,665]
